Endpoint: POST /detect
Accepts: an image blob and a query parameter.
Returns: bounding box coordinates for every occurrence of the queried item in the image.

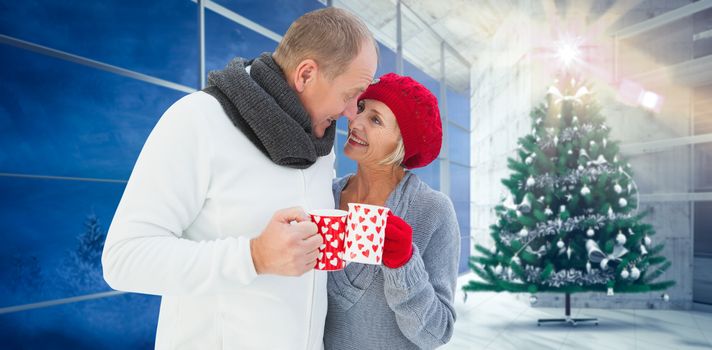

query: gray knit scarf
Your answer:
[204,53,335,169]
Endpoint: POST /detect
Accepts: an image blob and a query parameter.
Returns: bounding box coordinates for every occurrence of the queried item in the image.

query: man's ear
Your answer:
[293,59,318,93]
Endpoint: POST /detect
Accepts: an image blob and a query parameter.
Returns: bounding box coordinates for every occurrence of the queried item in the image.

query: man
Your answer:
[102,7,378,349]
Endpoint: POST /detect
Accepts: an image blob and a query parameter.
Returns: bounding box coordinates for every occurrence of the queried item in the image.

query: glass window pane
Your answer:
[693,8,712,59]
[459,236,470,274]
[450,163,470,237]
[205,10,278,74]
[0,45,186,180]
[0,0,199,88]
[0,177,124,305]
[212,0,324,35]
[336,117,349,132]
[376,42,397,77]
[0,293,159,349]
[695,142,712,192]
[448,124,470,166]
[619,7,693,77]
[447,87,470,130]
[336,132,357,178]
[411,160,439,191]
[627,147,691,194]
[694,201,712,304]
[694,84,712,135]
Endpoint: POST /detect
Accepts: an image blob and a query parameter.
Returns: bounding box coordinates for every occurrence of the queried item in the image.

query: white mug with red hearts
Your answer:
[344,203,390,265]
[309,209,348,271]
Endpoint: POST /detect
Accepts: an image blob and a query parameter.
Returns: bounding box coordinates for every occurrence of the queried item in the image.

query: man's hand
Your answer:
[250,207,322,276]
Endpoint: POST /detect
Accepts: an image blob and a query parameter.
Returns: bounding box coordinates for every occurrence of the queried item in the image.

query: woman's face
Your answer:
[344,99,401,166]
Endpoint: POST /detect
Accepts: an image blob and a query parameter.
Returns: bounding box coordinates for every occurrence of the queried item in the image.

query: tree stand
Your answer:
[537,293,599,327]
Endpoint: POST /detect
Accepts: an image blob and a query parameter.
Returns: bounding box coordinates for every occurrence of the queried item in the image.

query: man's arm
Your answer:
[101,95,321,296]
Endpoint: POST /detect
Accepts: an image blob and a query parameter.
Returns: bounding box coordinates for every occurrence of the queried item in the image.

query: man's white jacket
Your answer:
[102,91,335,349]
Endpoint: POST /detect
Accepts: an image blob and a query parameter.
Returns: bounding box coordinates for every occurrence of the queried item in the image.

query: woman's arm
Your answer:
[381,194,460,349]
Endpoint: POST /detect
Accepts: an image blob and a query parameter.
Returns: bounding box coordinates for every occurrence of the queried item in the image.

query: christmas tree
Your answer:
[464,77,674,322]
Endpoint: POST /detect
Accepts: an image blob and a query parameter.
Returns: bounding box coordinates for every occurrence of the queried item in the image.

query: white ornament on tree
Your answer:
[554,136,559,145]
[619,198,628,207]
[616,231,627,245]
[587,227,595,237]
[586,261,592,274]
[581,185,591,196]
[544,207,553,216]
[590,140,596,146]
[601,258,609,270]
[640,244,648,255]
[568,150,573,155]
[578,165,584,171]
[644,235,652,246]
[603,138,608,148]
[621,269,630,279]
[630,266,641,280]
[494,264,503,274]
[560,205,566,213]
[572,116,579,123]
[526,176,535,187]
[557,239,565,249]
[614,183,622,193]
[511,256,521,265]
[519,196,532,213]
[518,228,529,237]
[525,156,533,165]
[566,246,572,259]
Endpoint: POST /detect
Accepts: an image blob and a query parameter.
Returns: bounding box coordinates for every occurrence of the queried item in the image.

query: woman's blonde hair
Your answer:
[379,137,405,167]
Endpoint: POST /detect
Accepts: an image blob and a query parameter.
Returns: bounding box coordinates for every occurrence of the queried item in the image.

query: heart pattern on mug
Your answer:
[344,203,390,265]
[311,212,347,271]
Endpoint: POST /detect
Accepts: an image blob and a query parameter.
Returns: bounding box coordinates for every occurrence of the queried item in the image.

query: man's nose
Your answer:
[341,100,359,121]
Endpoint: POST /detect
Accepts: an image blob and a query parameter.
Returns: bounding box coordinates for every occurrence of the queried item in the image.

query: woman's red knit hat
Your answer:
[358,73,442,169]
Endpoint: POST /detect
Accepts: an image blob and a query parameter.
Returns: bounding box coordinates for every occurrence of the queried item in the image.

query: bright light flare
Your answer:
[555,38,582,67]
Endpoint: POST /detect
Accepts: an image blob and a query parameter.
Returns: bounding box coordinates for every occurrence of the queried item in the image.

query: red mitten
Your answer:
[382,213,413,268]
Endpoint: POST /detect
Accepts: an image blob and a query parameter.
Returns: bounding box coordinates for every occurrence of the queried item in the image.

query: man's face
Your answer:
[300,42,378,138]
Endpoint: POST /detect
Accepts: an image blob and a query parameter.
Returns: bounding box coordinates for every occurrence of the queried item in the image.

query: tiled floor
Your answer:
[445,274,712,350]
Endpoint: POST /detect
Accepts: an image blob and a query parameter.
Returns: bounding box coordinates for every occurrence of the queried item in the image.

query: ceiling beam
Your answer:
[616,0,712,40]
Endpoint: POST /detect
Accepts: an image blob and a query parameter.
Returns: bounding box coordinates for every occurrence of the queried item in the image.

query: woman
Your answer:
[324,73,460,349]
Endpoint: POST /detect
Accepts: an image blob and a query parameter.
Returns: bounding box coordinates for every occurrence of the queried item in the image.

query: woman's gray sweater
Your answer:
[324,172,461,349]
